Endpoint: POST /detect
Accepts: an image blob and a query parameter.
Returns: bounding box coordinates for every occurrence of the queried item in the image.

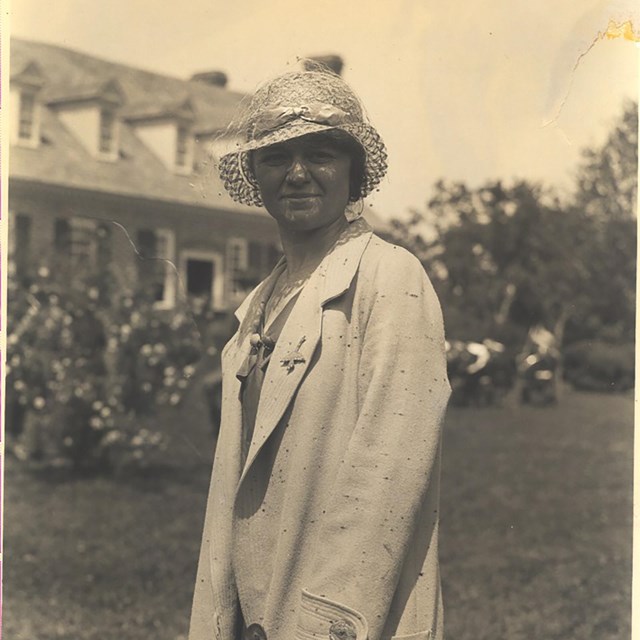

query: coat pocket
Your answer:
[295,588,368,640]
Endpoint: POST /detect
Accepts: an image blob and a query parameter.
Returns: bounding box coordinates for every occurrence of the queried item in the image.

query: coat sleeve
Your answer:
[294,248,450,640]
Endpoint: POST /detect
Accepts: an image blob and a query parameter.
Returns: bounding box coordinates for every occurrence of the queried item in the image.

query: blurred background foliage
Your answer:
[6,263,209,473]
[387,99,636,388]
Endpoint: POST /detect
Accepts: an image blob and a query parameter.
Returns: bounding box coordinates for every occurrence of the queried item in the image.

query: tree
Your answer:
[392,180,588,349]
[575,99,637,221]
[389,100,637,349]
[568,100,637,343]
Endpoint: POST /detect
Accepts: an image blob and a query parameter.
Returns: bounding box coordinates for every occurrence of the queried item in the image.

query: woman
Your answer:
[190,68,450,640]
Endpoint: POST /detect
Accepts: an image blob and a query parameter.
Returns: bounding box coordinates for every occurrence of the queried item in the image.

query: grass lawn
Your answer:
[3,389,633,639]
[440,390,633,640]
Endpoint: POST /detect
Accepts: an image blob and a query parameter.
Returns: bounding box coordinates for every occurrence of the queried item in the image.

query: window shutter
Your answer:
[136,228,157,289]
[53,218,72,278]
[12,214,32,278]
[136,228,157,257]
[96,224,112,267]
[55,218,71,253]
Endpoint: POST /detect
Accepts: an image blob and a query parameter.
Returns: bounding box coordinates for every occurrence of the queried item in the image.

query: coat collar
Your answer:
[234,217,373,326]
[231,217,373,486]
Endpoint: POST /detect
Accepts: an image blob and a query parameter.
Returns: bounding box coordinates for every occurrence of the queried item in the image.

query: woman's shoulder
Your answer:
[354,233,445,328]
[359,233,430,284]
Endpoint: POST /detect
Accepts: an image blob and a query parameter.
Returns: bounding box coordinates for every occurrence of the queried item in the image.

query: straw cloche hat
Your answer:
[218,69,387,207]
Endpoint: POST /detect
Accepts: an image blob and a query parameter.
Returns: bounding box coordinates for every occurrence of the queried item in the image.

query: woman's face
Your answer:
[251,133,352,232]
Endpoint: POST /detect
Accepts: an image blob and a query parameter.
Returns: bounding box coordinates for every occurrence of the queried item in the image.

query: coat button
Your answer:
[329,619,357,640]
[245,623,267,640]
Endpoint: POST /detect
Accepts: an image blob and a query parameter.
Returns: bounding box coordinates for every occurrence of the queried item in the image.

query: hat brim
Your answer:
[218,121,387,207]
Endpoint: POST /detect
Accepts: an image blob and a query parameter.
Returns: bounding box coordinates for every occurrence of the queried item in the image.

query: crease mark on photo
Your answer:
[542,19,639,131]
[109,219,210,460]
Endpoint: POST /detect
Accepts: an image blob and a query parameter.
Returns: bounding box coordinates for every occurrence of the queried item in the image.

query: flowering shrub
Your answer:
[6,265,204,472]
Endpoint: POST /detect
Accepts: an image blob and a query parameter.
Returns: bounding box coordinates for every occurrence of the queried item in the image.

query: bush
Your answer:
[6,265,205,472]
[563,340,634,392]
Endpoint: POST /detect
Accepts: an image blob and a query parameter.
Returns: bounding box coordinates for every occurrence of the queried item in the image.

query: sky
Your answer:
[8,0,639,219]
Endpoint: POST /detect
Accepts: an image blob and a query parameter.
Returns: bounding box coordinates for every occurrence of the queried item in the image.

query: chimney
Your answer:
[190,70,229,88]
[304,55,344,76]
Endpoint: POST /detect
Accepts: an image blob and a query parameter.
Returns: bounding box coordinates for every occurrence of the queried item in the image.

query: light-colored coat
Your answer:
[189,219,450,640]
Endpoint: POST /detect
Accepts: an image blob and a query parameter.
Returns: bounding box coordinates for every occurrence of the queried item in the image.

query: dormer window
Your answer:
[11,60,45,148]
[123,97,195,175]
[45,77,124,161]
[99,109,116,154]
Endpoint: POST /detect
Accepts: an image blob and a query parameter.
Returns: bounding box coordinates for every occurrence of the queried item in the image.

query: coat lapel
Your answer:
[225,258,287,367]
[238,218,373,486]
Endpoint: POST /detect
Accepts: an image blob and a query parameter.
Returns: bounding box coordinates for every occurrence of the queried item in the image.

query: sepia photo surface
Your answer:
[3,1,638,639]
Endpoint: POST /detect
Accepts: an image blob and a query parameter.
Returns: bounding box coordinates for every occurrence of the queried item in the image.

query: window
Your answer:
[175,126,189,168]
[225,240,281,302]
[54,217,112,273]
[18,92,36,140]
[55,217,96,266]
[69,218,98,266]
[248,241,282,277]
[226,238,249,299]
[99,109,116,154]
[136,228,176,309]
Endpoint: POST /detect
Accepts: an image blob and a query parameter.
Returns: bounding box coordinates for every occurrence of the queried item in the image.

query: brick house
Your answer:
[9,38,284,311]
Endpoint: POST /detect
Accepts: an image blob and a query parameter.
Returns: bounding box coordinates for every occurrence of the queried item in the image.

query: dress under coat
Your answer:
[189,218,451,640]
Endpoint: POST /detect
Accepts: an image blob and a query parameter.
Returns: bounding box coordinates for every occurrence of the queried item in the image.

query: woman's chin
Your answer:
[279,206,322,228]
[268,201,349,233]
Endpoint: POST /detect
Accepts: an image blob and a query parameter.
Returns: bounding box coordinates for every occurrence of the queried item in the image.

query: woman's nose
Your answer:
[286,158,310,184]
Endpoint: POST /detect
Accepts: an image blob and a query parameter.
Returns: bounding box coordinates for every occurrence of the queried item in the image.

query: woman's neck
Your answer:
[278,216,350,281]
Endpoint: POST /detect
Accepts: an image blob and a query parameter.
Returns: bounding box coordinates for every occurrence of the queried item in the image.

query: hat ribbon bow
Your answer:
[253,103,349,137]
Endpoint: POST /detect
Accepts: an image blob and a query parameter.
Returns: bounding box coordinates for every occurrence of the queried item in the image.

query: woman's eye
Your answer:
[307,150,335,163]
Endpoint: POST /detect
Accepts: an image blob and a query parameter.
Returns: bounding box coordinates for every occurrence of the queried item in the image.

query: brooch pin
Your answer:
[280,336,307,373]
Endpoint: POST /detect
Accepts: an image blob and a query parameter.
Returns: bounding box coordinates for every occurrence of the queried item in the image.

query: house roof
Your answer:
[10,38,256,215]
[11,38,245,130]
[121,97,197,122]
[44,78,126,107]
